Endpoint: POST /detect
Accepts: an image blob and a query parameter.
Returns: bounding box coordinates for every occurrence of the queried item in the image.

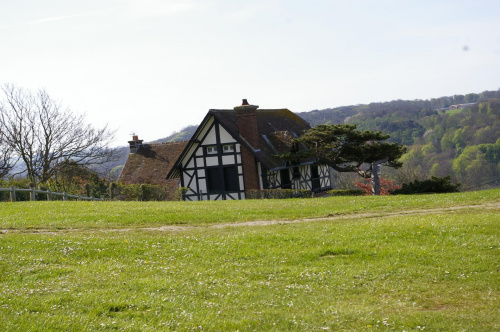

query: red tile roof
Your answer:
[119,141,188,197]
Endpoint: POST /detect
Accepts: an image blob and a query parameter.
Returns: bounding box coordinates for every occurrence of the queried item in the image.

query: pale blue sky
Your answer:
[1,0,499,145]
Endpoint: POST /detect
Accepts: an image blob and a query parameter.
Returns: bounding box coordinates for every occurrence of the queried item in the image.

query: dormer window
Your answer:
[223,144,234,153]
[206,146,217,154]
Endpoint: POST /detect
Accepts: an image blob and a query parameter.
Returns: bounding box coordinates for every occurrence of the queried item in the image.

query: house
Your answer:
[449,103,476,110]
[167,100,331,201]
[118,136,188,199]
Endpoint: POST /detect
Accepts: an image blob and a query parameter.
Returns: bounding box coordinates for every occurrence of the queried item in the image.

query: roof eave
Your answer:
[165,113,214,180]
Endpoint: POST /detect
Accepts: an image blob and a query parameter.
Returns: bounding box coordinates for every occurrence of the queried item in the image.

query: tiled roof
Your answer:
[119,141,188,192]
[210,109,313,170]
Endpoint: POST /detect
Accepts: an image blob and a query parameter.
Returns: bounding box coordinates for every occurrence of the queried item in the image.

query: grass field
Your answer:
[0,190,499,331]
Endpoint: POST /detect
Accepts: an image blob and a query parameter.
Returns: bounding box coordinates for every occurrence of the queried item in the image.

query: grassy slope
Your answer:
[0,190,499,331]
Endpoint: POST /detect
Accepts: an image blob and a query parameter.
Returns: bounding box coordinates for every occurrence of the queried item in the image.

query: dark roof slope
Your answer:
[211,109,312,170]
[119,141,188,186]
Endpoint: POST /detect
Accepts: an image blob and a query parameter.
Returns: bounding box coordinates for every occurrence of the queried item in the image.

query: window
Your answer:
[311,165,320,190]
[224,166,239,192]
[206,145,217,154]
[206,166,240,193]
[206,168,222,192]
[223,144,234,153]
[280,169,291,189]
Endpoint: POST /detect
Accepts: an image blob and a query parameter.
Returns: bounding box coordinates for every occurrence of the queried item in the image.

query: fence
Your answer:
[0,187,103,202]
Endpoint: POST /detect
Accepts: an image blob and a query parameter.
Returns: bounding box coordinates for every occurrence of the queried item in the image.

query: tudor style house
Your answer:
[167,100,331,201]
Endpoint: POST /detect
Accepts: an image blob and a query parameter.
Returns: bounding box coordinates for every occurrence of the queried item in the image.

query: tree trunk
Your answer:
[371,157,388,196]
[371,163,381,195]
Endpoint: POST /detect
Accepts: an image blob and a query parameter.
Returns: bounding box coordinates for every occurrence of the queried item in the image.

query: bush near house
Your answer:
[108,182,169,201]
[326,189,364,196]
[246,189,312,199]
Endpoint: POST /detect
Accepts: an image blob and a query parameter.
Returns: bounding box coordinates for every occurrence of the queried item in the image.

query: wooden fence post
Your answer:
[10,187,16,202]
[30,187,36,201]
[63,193,68,201]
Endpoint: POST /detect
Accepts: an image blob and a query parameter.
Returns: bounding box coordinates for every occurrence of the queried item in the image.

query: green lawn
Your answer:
[0,189,498,230]
[0,190,499,331]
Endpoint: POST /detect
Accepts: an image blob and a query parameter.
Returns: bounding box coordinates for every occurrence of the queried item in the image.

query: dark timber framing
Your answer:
[179,119,244,201]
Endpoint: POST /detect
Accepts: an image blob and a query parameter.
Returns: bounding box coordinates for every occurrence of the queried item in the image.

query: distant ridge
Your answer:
[148,125,198,144]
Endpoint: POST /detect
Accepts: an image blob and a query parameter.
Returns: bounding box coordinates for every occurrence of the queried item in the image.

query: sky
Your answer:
[1,0,500,146]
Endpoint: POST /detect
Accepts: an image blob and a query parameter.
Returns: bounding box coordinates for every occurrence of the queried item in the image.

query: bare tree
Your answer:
[0,128,16,178]
[0,84,117,184]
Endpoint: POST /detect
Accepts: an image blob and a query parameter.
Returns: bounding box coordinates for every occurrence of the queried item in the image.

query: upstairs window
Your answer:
[206,145,217,154]
[223,144,235,153]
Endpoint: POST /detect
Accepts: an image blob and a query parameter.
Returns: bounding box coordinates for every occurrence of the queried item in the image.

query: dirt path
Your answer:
[2,202,499,235]
[148,202,500,232]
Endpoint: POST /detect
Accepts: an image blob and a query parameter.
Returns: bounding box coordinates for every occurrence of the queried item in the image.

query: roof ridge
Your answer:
[145,141,189,146]
[209,108,290,112]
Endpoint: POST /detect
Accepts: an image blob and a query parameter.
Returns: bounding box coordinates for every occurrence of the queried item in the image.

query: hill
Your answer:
[148,125,198,144]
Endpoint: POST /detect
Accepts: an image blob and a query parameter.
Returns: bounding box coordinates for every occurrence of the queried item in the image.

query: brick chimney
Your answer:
[234,99,259,150]
[128,135,143,153]
[234,99,260,192]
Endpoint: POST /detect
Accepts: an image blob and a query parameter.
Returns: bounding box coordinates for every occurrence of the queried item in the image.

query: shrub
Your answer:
[354,178,402,195]
[174,187,190,201]
[246,189,312,199]
[108,182,169,201]
[0,178,32,201]
[327,189,364,196]
[391,175,461,194]
[0,179,8,201]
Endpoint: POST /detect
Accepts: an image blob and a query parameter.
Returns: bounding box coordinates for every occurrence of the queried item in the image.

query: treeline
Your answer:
[297,89,500,190]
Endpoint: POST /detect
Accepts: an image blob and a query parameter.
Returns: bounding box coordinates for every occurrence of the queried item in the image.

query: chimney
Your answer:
[128,134,143,153]
[235,99,261,192]
[234,99,259,150]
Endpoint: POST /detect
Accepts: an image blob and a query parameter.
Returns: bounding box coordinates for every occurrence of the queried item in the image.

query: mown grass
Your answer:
[0,189,498,230]
[0,190,499,331]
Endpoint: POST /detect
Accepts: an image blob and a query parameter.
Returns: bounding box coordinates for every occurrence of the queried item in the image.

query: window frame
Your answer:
[205,145,218,155]
[206,165,240,194]
[222,144,235,153]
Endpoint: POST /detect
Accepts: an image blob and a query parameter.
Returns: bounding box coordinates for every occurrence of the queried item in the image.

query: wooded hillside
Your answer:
[297,90,500,190]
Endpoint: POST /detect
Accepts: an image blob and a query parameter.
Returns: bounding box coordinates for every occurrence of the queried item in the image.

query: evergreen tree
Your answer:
[279,124,406,195]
